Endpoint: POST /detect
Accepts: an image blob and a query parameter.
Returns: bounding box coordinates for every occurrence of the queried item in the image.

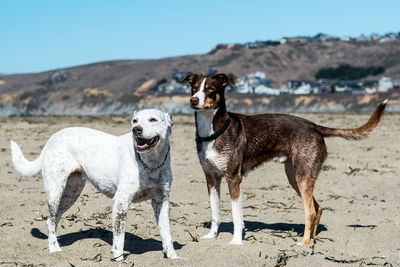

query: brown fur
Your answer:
[184,73,387,245]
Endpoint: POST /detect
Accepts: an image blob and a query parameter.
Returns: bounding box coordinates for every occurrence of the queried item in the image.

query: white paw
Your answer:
[170,255,188,261]
[167,253,181,260]
[167,253,180,259]
[112,251,124,261]
[49,244,62,253]
[201,232,217,239]
[297,241,310,246]
[229,238,243,245]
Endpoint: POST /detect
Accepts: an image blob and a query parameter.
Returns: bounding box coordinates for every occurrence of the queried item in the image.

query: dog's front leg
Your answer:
[202,174,222,239]
[151,196,179,259]
[227,177,244,245]
[111,190,133,261]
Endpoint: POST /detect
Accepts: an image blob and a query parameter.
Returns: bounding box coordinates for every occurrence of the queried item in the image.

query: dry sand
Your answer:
[0,113,399,266]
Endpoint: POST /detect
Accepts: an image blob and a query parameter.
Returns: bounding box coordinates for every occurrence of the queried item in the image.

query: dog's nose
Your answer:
[190,97,199,107]
[132,125,143,135]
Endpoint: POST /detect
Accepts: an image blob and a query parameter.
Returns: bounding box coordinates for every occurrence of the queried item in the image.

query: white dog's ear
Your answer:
[165,113,173,127]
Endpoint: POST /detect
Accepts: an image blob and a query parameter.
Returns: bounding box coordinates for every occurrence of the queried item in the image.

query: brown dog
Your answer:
[184,73,387,245]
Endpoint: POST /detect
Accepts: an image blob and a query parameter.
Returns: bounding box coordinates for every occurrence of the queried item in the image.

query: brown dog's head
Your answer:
[183,73,235,110]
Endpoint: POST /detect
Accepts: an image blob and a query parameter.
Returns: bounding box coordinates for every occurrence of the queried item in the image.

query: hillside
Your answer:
[1,38,400,116]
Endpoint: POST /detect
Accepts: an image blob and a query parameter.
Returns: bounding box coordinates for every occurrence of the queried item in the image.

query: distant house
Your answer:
[209,43,243,54]
[158,79,190,94]
[254,85,280,95]
[235,72,273,94]
[248,71,266,80]
[237,83,253,94]
[245,42,263,49]
[356,34,370,42]
[392,80,400,89]
[334,80,362,93]
[280,38,287,44]
[287,38,308,44]
[284,80,312,94]
[312,79,333,94]
[378,77,393,92]
[287,80,310,90]
[370,33,381,41]
[363,80,378,94]
[293,84,312,94]
[313,33,337,42]
[379,32,398,43]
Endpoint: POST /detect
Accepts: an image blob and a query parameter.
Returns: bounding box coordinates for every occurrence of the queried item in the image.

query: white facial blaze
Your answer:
[192,78,207,109]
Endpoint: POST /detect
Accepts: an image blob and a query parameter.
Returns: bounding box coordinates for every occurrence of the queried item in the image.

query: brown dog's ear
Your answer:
[212,73,236,87]
[181,73,200,86]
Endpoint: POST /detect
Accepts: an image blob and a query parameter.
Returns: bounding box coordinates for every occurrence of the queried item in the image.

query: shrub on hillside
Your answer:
[315,64,385,80]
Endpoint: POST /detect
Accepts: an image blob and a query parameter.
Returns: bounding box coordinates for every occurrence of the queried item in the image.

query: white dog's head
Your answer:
[131,109,173,153]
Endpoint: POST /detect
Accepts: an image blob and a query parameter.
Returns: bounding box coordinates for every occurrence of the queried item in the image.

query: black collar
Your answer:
[196,115,231,142]
[136,146,170,170]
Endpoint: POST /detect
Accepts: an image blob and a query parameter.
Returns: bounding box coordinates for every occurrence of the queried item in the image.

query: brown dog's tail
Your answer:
[316,99,388,140]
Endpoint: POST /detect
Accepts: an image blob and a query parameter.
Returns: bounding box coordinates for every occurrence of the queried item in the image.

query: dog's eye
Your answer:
[132,119,138,124]
[149,118,158,122]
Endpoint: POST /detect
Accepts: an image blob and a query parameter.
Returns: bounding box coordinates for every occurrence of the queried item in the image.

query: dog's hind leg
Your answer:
[56,171,86,225]
[43,159,83,253]
[285,161,316,244]
[44,172,71,252]
[227,176,244,245]
[312,198,322,238]
[285,160,322,237]
[297,179,317,245]
[290,137,326,245]
[202,174,222,239]
[284,161,301,196]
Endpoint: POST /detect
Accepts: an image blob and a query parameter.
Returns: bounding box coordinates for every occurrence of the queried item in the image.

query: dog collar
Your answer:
[196,115,231,142]
[136,146,170,170]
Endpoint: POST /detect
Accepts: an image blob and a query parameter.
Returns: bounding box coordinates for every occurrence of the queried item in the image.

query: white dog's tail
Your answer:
[10,141,42,176]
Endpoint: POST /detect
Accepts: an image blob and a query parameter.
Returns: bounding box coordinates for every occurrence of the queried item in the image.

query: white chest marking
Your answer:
[196,109,223,172]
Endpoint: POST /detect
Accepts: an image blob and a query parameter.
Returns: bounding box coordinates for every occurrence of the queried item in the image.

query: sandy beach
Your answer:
[0,112,399,266]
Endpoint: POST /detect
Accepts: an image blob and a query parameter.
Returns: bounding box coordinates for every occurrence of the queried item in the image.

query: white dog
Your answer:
[10,109,178,261]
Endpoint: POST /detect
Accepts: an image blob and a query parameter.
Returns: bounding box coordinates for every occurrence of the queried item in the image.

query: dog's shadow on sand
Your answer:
[31,227,183,255]
[210,220,327,236]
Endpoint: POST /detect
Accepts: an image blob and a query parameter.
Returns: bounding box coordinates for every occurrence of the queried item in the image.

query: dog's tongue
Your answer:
[136,136,159,150]
[136,137,148,146]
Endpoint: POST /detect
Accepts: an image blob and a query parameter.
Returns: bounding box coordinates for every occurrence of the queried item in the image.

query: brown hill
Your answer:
[0,39,399,116]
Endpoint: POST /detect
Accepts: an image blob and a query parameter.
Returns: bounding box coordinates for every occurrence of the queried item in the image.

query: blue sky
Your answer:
[1,0,399,74]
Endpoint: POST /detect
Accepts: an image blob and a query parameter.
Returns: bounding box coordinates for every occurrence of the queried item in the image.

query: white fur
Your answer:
[201,185,221,239]
[229,192,244,245]
[10,109,178,261]
[192,78,207,109]
[10,141,42,176]
[196,109,223,173]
